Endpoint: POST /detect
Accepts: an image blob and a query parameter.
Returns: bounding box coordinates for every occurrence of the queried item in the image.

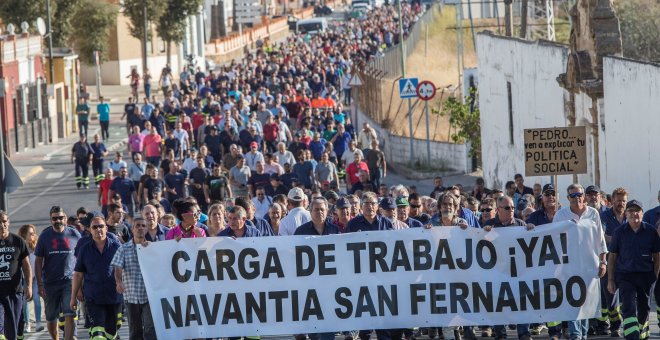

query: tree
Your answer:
[433,90,481,162]
[0,0,82,47]
[156,0,203,64]
[614,0,660,62]
[0,0,42,30]
[121,0,167,72]
[70,0,118,65]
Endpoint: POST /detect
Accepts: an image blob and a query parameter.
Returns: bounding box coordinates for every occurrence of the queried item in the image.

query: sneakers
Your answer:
[610,330,622,337]
[530,325,546,335]
[481,327,493,338]
[35,322,45,332]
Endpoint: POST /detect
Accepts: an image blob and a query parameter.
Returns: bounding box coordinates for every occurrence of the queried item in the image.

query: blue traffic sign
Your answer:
[399,77,419,99]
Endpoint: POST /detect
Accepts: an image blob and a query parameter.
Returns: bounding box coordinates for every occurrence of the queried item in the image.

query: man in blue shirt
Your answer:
[70,215,122,340]
[109,167,138,217]
[164,162,187,203]
[35,206,81,340]
[642,189,660,228]
[346,192,394,233]
[219,206,262,238]
[607,200,660,340]
[97,96,111,141]
[142,204,169,241]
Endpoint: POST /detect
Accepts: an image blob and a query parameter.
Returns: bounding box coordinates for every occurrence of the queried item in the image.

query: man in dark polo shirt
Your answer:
[219,206,262,238]
[482,196,527,230]
[642,189,660,228]
[345,191,394,340]
[607,200,660,340]
[294,197,339,340]
[585,185,608,216]
[70,215,122,339]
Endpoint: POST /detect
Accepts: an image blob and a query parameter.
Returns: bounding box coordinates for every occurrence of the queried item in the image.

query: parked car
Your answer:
[314,5,334,16]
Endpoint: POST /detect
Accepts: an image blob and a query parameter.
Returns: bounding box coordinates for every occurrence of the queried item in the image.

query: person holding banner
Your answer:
[607,200,660,340]
[70,215,122,340]
[554,184,608,340]
[165,201,207,240]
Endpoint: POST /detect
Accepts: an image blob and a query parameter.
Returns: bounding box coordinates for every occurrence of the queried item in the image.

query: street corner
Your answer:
[18,165,44,183]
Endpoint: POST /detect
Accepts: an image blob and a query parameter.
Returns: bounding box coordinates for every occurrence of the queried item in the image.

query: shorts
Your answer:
[44,281,76,322]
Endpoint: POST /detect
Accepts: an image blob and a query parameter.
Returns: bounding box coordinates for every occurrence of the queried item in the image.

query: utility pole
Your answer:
[520,0,529,38]
[0,106,7,211]
[142,0,149,73]
[504,0,513,37]
[397,0,414,163]
[46,0,55,83]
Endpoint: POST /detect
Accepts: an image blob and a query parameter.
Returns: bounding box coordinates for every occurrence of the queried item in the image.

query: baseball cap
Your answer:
[626,200,643,211]
[270,173,280,180]
[379,197,396,210]
[542,184,555,194]
[585,185,600,194]
[287,187,306,201]
[250,141,258,148]
[335,197,350,209]
[395,196,409,207]
[324,190,339,200]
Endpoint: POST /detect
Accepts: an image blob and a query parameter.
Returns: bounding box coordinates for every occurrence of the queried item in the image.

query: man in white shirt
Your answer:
[341,141,363,168]
[251,187,273,219]
[552,183,608,340]
[278,188,311,236]
[275,142,296,167]
[173,121,190,155]
[356,122,377,150]
[244,142,265,171]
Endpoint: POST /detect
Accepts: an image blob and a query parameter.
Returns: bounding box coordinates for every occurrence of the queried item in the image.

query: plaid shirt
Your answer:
[110,241,148,304]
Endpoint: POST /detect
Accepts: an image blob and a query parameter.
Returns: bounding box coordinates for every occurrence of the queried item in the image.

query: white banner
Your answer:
[137,221,601,339]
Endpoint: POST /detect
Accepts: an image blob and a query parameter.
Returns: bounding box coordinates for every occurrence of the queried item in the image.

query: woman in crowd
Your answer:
[206,203,228,237]
[17,224,43,333]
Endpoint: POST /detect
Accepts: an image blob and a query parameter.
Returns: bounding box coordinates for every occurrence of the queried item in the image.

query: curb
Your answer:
[20,166,44,183]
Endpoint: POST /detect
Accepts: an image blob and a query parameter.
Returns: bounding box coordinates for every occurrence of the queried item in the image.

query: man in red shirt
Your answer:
[142,127,163,166]
[98,168,115,217]
[263,115,279,153]
[346,151,369,187]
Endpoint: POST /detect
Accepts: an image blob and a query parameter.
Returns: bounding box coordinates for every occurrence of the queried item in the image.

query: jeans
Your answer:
[78,120,89,137]
[568,319,588,340]
[23,280,42,324]
[127,302,156,340]
[144,84,151,99]
[100,120,110,140]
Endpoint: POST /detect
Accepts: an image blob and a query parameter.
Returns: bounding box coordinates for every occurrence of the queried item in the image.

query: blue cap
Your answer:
[335,197,350,209]
[626,200,643,210]
[379,197,396,210]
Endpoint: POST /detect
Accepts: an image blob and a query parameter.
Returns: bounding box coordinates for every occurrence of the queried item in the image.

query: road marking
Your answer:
[13,170,74,214]
[43,128,101,160]
[45,171,65,179]
[19,166,43,182]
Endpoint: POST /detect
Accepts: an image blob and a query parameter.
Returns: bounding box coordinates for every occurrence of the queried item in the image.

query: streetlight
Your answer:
[46,0,54,83]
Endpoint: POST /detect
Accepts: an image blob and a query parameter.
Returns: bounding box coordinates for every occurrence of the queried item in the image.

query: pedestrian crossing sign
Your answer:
[399,78,419,98]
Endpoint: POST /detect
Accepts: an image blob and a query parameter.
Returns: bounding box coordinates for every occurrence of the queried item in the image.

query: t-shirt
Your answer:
[76,103,90,122]
[248,172,271,194]
[143,177,164,200]
[189,167,210,198]
[0,234,29,294]
[97,103,111,122]
[206,175,230,202]
[164,173,186,201]
[110,177,136,205]
[142,134,162,157]
[34,226,81,285]
[128,134,145,154]
[99,178,113,206]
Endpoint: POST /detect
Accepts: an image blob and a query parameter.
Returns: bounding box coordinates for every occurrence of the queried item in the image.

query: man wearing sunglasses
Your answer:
[553,184,608,340]
[34,206,81,340]
[70,216,122,340]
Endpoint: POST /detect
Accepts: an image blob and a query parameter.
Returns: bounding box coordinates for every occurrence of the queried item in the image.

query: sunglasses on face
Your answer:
[543,192,556,197]
[569,192,584,199]
[410,204,422,208]
[499,206,514,211]
[91,224,105,230]
[51,216,66,221]
[182,211,201,219]
[480,208,493,213]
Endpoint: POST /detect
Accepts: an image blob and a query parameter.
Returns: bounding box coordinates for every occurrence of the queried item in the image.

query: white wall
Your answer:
[601,57,660,209]
[80,56,179,86]
[477,32,569,191]
[356,108,468,173]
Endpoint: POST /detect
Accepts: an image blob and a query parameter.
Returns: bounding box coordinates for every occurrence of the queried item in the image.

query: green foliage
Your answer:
[157,0,203,45]
[52,0,81,46]
[70,0,118,65]
[121,0,167,41]
[614,0,660,62]
[0,0,82,47]
[434,91,481,160]
[0,0,43,31]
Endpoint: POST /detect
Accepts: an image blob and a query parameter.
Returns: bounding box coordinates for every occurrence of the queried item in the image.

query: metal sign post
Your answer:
[416,80,437,165]
[399,77,419,163]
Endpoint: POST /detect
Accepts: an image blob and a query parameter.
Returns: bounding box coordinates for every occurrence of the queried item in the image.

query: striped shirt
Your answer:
[111,241,148,304]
